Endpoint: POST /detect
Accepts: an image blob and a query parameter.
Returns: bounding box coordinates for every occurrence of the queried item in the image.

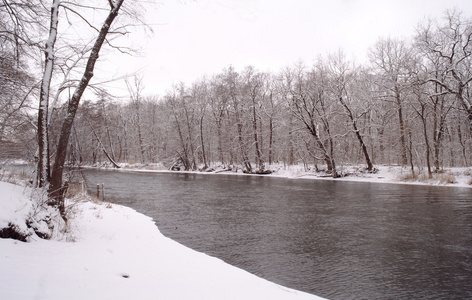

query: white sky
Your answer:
[99,0,472,98]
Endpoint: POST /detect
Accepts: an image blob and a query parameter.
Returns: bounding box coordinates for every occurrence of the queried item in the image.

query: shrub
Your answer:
[437,173,456,184]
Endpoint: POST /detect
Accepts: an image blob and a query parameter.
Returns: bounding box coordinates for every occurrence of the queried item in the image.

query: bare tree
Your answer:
[126,75,146,164]
[209,75,229,166]
[49,0,127,215]
[288,63,338,177]
[262,75,282,166]
[192,81,210,170]
[224,66,253,173]
[369,38,415,166]
[0,49,35,143]
[416,9,472,148]
[166,84,198,171]
[328,51,374,172]
[410,75,433,178]
[0,0,45,61]
[241,66,265,170]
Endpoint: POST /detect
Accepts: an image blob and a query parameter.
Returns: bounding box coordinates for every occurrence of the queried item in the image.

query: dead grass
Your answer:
[397,172,418,182]
[436,172,457,184]
[397,170,457,185]
[0,164,33,186]
[64,182,86,199]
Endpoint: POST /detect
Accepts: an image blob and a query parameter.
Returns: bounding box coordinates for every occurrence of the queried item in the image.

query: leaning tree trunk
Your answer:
[49,0,125,216]
[338,97,374,172]
[305,120,337,177]
[87,119,121,169]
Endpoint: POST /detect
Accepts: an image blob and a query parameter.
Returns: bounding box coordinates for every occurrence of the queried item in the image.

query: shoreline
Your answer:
[78,163,472,189]
[0,181,324,300]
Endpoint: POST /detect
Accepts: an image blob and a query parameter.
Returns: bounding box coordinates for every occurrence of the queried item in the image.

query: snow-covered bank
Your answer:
[0,181,323,300]
[90,162,472,189]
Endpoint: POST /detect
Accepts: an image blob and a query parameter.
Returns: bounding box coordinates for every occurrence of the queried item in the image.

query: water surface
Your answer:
[80,169,472,299]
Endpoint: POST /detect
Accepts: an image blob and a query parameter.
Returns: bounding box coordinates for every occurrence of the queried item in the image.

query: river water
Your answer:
[80,169,472,299]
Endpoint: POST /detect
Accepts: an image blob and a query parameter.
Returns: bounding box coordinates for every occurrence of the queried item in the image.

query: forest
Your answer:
[2,7,472,182]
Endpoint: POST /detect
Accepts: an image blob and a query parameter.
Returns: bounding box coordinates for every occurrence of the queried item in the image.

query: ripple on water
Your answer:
[81,169,472,299]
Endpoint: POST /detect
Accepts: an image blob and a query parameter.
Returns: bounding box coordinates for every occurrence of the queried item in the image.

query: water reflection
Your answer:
[81,169,472,299]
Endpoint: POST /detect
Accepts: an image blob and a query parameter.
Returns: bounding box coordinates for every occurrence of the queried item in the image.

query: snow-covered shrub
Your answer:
[0,182,69,242]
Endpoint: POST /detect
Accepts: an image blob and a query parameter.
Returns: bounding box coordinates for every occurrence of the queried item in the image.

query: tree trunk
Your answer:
[339,97,374,171]
[305,120,336,177]
[237,121,252,173]
[101,102,117,161]
[420,106,432,178]
[252,97,263,169]
[378,127,385,164]
[88,120,121,169]
[171,105,190,170]
[268,116,273,165]
[199,115,208,169]
[183,104,197,170]
[134,101,146,164]
[395,87,408,166]
[457,121,469,167]
[287,107,294,165]
[216,117,224,165]
[36,0,60,187]
[232,92,252,173]
[49,0,125,216]
[407,130,415,177]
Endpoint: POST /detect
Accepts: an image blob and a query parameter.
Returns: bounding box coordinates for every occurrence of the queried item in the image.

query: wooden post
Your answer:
[101,183,104,200]
[96,184,100,198]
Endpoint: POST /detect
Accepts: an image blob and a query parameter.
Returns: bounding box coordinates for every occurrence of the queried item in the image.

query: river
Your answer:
[80,168,472,299]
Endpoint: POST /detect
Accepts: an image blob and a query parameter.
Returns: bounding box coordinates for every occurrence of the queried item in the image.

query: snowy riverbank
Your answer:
[1,162,470,299]
[0,181,323,300]
[91,162,472,189]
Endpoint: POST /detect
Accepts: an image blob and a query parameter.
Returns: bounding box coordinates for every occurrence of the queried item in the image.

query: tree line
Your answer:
[1,6,472,208]
[65,10,472,178]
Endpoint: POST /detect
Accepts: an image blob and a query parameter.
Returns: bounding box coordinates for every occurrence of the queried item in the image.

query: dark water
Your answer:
[80,169,472,299]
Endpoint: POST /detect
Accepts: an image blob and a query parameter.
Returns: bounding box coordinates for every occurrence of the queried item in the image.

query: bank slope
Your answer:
[0,181,324,300]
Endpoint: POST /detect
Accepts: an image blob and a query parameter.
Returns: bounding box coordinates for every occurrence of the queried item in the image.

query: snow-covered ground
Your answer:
[95,162,472,188]
[272,164,472,188]
[0,181,323,300]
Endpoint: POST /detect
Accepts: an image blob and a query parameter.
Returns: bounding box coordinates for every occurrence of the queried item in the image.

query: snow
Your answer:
[0,181,323,300]
[270,164,472,188]
[0,182,32,236]
[92,162,472,189]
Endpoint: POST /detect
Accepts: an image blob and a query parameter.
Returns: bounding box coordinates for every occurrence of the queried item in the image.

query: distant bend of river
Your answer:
[80,169,472,299]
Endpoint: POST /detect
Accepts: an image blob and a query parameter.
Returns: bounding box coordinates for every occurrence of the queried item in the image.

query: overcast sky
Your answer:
[100,0,472,98]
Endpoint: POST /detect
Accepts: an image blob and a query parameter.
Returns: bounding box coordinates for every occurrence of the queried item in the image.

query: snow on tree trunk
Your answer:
[36,0,60,188]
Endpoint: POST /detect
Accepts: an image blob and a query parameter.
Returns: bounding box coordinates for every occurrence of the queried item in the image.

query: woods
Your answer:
[1,3,472,219]
[61,8,472,178]
[64,20,472,176]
